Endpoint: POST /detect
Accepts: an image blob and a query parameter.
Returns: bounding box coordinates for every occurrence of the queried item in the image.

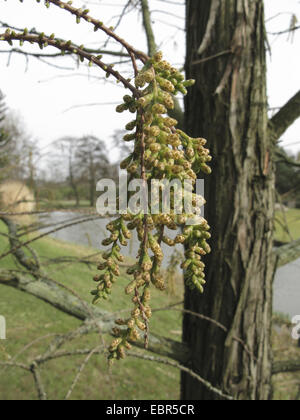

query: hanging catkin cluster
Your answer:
[92,52,212,364]
[0,0,212,365]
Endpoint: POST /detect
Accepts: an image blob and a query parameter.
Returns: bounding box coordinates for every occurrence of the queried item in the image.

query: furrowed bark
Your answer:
[0,217,189,363]
[140,0,157,56]
[182,0,275,400]
[273,360,300,375]
[0,270,189,363]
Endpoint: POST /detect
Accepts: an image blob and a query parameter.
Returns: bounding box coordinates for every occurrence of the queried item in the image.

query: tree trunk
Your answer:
[181,0,275,400]
[90,177,95,207]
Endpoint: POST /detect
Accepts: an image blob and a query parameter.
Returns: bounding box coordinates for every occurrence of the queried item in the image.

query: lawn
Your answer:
[1,207,299,400]
[0,220,182,400]
[274,208,300,243]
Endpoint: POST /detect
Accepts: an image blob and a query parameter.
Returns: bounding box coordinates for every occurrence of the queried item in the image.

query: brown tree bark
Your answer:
[181,0,275,400]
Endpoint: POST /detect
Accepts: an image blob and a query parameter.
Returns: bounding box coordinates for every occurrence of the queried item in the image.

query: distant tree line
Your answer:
[0,90,39,189]
[0,91,119,208]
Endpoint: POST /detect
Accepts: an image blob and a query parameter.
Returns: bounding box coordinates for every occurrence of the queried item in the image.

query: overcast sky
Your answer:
[0,0,299,168]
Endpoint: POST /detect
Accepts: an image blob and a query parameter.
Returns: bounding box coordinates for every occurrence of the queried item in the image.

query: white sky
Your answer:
[0,0,299,169]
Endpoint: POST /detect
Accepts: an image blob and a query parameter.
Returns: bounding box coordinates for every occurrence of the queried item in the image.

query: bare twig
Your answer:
[30,362,47,401]
[127,351,235,401]
[0,32,139,96]
[65,345,103,400]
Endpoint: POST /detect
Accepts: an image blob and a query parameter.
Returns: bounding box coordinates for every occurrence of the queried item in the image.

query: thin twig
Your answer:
[65,345,103,400]
[47,0,149,62]
[30,362,47,401]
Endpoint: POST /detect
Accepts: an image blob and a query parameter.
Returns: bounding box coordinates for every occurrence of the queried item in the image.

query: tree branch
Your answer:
[47,0,148,62]
[269,90,300,143]
[0,31,139,96]
[128,352,235,400]
[140,0,157,56]
[273,359,300,375]
[274,238,300,268]
[139,0,184,127]
[268,26,300,36]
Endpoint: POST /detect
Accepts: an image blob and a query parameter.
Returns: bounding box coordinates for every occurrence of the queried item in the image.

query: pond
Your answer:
[38,211,184,265]
[39,212,300,319]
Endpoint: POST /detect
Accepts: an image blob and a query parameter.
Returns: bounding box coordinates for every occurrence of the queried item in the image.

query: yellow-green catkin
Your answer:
[93,52,212,364]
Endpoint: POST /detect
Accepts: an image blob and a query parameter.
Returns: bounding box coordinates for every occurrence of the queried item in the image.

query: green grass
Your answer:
[0,221,182,400]
[39,199,92,210]
[272,323,300,400]
[274,208,300,243]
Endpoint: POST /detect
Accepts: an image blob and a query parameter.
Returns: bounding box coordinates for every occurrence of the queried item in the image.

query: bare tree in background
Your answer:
[75,135,110,207]
[58,137,81,206]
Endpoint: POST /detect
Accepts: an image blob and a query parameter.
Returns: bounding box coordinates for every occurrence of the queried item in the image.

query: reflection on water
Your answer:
[40,212,300,318]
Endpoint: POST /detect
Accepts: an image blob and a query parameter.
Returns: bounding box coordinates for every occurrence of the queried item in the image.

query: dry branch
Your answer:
[269,90,300,143]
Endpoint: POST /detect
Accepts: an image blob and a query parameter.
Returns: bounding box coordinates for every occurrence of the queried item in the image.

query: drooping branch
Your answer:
[274,238,300,268]
[0,20,130,59]
[268,26,300,36]
[127,352,235,401]
[30,362,47,401]
[1,217,40,275]
[269,90,300,143]
[0,47,129,59]
[275,148,300,168]
[0,216,189,363]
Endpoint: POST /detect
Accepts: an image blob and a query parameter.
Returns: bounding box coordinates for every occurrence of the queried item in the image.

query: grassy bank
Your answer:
[1,207,300,400]
[273,209,300,399]
[0,221,182,400]
[275,208,300,243]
